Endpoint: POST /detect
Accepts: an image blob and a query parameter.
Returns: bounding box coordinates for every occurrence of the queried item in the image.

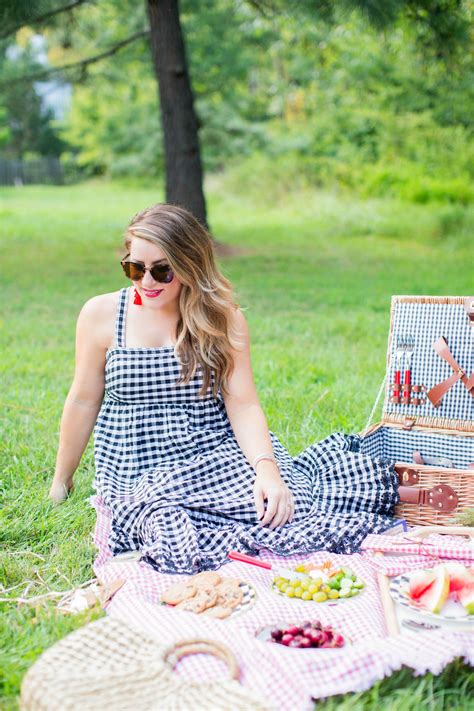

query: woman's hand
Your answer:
[253,462,294,529]
[48,476,74,504]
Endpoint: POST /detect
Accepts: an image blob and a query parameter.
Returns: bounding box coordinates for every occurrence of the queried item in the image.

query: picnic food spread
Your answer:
[161,572,254,618]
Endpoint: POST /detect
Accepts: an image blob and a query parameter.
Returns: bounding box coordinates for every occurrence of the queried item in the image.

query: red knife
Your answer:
[228,550,307,582]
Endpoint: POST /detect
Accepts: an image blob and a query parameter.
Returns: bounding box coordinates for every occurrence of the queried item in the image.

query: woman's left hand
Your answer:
[253,463,294,529]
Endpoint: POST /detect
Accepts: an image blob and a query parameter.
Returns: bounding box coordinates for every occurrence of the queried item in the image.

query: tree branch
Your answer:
[245,0,276,19]
[0,0,92,41]
[0,29,150,87]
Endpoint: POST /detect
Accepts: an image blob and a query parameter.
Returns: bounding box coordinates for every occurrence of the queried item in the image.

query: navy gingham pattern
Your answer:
[94,288,399,573]
[385,297,473,423]
[360,427,473,469]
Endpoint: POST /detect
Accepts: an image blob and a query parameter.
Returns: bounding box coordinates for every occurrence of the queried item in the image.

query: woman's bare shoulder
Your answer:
[79,291,121,322]
[76,291,122,350]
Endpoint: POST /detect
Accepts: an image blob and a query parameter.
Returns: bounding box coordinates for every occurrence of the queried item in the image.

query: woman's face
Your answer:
[129,237,182,310]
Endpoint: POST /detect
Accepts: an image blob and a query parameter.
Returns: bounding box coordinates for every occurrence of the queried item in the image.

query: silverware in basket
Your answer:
[392,337,405,402]
[402,335,415,403]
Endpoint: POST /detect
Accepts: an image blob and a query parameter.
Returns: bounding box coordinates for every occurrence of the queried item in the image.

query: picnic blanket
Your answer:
[92,496,473,710]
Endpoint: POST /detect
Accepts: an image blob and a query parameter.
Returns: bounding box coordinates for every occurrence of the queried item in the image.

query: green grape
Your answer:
[299,578,310,591]
[339,589,351,598]
[285,588,295,598]
[312,592,328,603]
[294,587,303,598]
[320,584,330,594]
[308,583,319,594]
[327,580,341,590]
[294,565,306,573]
[301,590,312,600]
[310,577,323,588]
[279,582,289,593]
[328,589,340,599]
[349,588,360,596]
[353,579,364,588]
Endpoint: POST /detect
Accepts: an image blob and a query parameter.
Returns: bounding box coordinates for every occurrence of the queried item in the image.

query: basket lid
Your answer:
[383,295,474,433]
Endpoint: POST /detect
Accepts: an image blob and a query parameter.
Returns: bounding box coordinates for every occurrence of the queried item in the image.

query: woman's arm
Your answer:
[48,296,112,503]
[223,310,294,529]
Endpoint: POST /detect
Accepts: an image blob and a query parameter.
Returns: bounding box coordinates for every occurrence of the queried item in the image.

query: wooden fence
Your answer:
[0,157,64,185]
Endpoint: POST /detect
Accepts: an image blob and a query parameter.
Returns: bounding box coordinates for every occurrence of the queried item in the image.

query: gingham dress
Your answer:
[93,288,399,573]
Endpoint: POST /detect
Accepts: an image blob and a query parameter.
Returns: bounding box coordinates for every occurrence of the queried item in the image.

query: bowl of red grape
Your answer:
[257,620,348,649]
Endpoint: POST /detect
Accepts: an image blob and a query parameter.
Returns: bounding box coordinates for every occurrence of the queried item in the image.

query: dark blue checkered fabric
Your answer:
[385,297,473,422]
[94,288,399,574]
[360,427,473,468]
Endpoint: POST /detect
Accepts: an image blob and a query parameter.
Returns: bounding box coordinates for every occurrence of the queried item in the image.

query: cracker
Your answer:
[175,591,210,614]
[216,582,244,609]
[202,589,218,609]
[192,571,222,588]
[203,605,233,619]
[217,578,241,589]
[161,582,196,606]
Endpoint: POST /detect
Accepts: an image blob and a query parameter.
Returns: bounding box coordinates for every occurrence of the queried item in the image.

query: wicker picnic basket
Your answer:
[360,295,473,526]
[20,616,270,711]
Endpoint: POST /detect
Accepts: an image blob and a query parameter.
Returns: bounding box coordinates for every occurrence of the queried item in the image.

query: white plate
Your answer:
[389,573,471,624]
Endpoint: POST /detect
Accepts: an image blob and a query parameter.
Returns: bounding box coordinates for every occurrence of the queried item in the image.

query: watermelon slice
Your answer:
[408,569,436,601]
[444,562,473,593]
[417,566,450,614]
[458,582,474,615]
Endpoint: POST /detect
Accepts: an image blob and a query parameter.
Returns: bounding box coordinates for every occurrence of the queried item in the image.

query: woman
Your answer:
[49,204,399,573]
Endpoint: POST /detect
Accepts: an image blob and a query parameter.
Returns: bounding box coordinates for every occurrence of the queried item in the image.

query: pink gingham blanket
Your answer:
[361,532,473,576]
[91,497,473,711]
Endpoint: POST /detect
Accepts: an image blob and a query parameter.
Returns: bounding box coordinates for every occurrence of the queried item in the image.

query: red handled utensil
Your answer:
[392,336,404,402]
[403,335,415,403]
[228,550,307,582]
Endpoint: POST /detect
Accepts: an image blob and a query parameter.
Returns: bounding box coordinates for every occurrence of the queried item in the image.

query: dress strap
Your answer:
[115,287,129,348]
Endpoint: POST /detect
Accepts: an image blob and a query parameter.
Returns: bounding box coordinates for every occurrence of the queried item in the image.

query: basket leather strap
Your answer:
[398,483,458,512]
[427,336,474,407]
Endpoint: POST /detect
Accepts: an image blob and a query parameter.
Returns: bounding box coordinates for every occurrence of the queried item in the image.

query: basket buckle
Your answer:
[398,483,458,512]
[422,484,458,512]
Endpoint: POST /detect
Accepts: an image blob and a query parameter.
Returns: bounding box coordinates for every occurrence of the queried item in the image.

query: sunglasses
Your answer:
[121,255,174,284]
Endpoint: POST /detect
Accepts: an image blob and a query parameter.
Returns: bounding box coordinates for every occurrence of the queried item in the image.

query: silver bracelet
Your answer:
[252,453,278,471]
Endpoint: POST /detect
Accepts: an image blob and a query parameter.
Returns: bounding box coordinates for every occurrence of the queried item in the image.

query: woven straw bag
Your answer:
[20,617,270,710]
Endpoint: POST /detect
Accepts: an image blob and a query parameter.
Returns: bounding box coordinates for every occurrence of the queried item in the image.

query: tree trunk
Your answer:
[146,0,208,229]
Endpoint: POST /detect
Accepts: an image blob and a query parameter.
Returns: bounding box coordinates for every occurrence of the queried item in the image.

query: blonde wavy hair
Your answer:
[124,203,240,396]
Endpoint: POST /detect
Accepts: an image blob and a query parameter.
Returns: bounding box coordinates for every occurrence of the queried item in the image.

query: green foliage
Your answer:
[0,39,67,160]
[0,1,472,202]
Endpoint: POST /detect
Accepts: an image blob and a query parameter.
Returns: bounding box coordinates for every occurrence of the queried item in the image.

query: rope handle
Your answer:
[362,375,387,434]
[163,638,240,681]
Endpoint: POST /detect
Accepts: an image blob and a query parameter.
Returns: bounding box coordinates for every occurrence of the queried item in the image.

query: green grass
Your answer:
[1,180,473,709]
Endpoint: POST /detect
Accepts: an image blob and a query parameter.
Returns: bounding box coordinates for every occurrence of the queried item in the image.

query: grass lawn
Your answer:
[0,180,472,709]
